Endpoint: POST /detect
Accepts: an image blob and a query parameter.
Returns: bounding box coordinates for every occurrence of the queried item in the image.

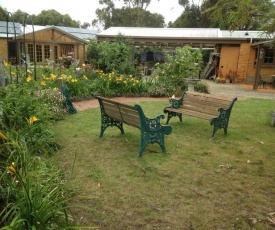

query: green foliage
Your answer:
[194,81,209,93]
[149,45,202,96]
[91,70,147,97]
[205,0,274,30]
[86,37,137,76]
[93,0,165,29]
[0,142,75,229]
[0,84,60,155]
[169,4,202,28]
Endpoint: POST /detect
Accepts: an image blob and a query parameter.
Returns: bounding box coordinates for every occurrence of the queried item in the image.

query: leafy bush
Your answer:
[146,46,203,96]
[0,84,60,155]
[0,138,75,229]
[194,81,209,93]
[149,46,202,96]
[86,37,138,77]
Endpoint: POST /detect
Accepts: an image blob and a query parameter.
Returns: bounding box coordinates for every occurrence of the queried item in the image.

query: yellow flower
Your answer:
[50,74,57,81]
[0,131,7,140]
[27,116,39,125]
[26,76,32,82]
[4,61,8,66]
[71,79,78,83]
[83,75,88,80]
[7,162,16,175]
[40,81,46,86]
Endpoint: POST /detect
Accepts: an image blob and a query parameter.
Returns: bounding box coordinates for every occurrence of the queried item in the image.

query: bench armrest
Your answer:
[167,90,187,109]
[134,104,172,134]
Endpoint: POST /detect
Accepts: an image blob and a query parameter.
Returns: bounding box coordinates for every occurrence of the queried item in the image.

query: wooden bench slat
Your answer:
[181,104,219,116]
[184,95,233,107]
[96,95,172,158]
[181,109,215,120]
[164,90,237,137]
[185,91,235,101]
[164,107,215,120]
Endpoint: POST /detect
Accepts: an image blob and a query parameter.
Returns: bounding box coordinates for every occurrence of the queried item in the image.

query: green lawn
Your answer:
[50,97,275,229]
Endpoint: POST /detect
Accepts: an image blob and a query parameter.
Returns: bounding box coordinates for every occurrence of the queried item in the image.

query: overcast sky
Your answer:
[0,0,201,26]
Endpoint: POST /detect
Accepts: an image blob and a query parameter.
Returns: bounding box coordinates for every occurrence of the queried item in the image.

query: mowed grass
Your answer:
[50,97,275,229]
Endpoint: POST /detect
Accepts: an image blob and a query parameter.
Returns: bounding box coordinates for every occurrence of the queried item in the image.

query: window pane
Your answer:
[264,49,274,64]
[44,45,50,59]
[36,45,42,62]
[27,44,34,62]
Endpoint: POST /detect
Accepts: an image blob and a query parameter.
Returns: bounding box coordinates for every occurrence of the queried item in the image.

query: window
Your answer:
[44,45,50,60]
[54,46,58,61]
[27,44,34,62]
[36,45,42,62]
[263,48,274,64]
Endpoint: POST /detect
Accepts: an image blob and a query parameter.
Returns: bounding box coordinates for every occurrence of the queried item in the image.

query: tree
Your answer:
[93,0,164,29]
[32,10,80,27]
[0,7,91,28]
[0,7,7,21]
[169,4,202,28]
[199,0,218,28]
[205,0,274,30]
[80,22,91,29]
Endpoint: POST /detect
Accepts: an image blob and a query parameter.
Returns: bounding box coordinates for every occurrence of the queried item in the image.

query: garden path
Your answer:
[73,80,275,111]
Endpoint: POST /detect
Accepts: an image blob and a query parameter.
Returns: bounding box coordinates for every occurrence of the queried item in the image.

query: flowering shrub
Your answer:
[35,88,65,120]
[91,70,147,97]
[0,84,59,155]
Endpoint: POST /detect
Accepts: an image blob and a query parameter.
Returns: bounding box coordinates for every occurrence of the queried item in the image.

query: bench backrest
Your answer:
[97,96,140,129]
[181,91,235,116]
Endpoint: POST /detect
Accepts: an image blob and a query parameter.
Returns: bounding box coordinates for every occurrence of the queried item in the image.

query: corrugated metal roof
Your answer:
[98,27,222,38]
[221,30,267,39]
[98,27,265,39]
[0,21,98,41]
[0,21,22,34]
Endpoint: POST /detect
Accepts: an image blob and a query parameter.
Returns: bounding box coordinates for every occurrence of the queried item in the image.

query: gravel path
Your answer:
[203,80,275,100]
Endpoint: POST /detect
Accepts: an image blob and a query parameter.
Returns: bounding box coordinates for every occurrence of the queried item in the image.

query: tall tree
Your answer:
[199,0,218,28]
[122,0,151,9]
[33,10,80,27]
[0,7,91,28]
[0,7,8,21]
[205,0,274,30]
[169,4,201,28]
[93,0,164,29]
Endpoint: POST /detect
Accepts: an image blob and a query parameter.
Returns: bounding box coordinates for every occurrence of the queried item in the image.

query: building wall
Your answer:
[0,39,9,61]
[246,46,275,82]
[237,43,251,82]
[219,45,239,79]
[16,29,87,65]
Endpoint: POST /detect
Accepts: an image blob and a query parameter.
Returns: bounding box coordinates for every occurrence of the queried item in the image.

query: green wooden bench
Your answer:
[163,90,237,137]
[61,85,77,114]
[95,96,172,158]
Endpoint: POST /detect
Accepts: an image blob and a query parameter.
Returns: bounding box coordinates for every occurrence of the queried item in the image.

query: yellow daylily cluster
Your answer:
[27,116,39,125]
[40,81,46,86]
[7,162,16,176]
[26,76,32,82]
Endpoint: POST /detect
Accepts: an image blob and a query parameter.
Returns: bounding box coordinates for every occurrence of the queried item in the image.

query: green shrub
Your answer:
[150,46,202,95]
[194,81,209,93]
[0,84,60,155]
[0,139,75,229]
